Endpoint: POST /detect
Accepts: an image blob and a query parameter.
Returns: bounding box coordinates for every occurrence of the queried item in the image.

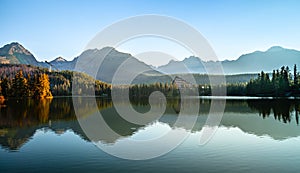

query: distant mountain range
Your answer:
[0,42,299,83]
[157,46,300,74]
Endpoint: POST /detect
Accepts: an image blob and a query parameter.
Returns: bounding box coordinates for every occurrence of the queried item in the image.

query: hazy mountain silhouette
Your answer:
[157,46,300,74]
[49,56,75,70]
[222,46,300,73]
[72,47,162,83]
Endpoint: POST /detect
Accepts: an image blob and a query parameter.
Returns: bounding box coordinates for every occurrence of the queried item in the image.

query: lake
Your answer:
[0,97,300,173]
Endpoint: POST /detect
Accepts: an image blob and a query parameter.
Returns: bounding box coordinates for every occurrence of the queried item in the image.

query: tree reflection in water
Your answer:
[0,97,300,151]
[247,99,300,124]
[0,97,112,150]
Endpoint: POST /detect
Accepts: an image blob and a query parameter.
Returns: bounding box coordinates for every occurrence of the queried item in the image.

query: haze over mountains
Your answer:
[157,46,300,74]
[0,42,299,83]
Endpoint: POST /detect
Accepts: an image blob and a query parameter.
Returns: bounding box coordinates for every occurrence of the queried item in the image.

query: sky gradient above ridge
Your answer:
[1,0,300,65]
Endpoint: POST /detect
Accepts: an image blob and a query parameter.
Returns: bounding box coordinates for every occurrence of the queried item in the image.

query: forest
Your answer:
[0,64,299,99]
[246,65,299,96]
[0,64,111,99]
[128,64,300,98]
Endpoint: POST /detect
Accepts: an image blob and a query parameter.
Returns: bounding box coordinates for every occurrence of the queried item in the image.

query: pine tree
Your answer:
[0,77,9,98]
[27,74,35,97]
[11,71,28,98]
[294,64,298,86]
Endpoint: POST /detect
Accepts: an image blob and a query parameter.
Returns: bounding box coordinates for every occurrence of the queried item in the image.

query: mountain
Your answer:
[49,56,75,70]
[157,46,300,74]
[0,42,299,83]
[222,46,300,73]
[0,43,162,83]
[157,56,209,74]
[51,56,67,62]
[0,42,39,66]
[73,47,162,84]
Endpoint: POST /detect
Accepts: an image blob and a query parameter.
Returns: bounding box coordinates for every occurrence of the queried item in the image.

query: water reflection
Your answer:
[247,99,300,124]
[0,97,299,151]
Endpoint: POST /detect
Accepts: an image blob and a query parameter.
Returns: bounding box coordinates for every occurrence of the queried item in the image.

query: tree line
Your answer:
[1,71,52,99]
[127,64,300,98]
[246,65,299,96]
[0,64,299,99]
[126,82,210,99]
[0,64,111,99]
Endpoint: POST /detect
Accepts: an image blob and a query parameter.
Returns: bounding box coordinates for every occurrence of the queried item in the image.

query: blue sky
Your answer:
[1,0,300,65]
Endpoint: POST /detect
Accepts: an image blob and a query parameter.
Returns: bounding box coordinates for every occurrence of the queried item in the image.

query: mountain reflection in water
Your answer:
[0,97,299,151]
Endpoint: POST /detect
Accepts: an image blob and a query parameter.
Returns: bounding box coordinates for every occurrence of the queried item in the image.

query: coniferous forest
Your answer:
[246,65,299,96]
[0,64,299,99]
[0,64,111,99]
[128,64,300,98]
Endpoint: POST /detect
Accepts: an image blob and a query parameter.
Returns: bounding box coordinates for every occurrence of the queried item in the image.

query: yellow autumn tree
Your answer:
[33,73,53,99]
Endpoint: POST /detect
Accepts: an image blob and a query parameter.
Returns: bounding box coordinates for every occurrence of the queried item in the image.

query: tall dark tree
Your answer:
[11,71,28,98]
[294,64,298,86]
[0,77,9,98]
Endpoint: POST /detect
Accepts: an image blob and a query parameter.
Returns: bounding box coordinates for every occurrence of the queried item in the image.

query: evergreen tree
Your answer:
[0,77,9,98]
[294,64,298,86]
[27,74,35,97]
[11,71,28,98]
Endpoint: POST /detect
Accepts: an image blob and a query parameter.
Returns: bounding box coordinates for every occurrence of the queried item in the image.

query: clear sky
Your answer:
[1,0,300,66]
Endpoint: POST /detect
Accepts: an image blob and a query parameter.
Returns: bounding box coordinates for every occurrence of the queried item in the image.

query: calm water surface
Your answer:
[0,97,300,173]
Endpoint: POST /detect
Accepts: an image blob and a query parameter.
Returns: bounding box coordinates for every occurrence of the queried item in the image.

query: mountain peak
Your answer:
[80,47,121,57]
[0,42,38,65]
[0,42,32,56]
[52,56,67,62]
[183,56,201,62]
[267,46,285,52]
